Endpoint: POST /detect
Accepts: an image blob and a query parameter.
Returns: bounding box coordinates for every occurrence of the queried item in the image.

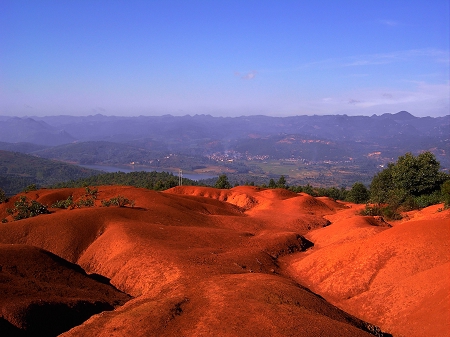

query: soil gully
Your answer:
[0,245,132,337]
[2,186,445,336]
[276,251,393,337]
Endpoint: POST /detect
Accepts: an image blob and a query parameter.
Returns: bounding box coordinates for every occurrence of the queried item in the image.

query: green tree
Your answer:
[277,175,287,188]
[268,178,277,188]
[441,180,450,207]
[302,184,317,196]
[391,152,445,196]
[325,187,339,201]
[346,182,369,204]
[215,174,231,189]
[370,163,395,205]
[370,152,448,206]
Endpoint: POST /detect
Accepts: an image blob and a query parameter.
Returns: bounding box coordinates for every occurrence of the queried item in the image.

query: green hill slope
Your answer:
[0,150,100,195]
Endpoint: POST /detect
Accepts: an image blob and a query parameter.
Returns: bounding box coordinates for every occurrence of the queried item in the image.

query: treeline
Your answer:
[2,152,449,222]
[49,152,450,213]
[51,171,200,191]
[216,174,370,204]
[0,175,37,197]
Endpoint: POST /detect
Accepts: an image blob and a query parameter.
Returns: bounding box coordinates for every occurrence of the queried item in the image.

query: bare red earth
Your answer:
[282,202,450,337]
[0,244,130,336]
[0,185,448,336]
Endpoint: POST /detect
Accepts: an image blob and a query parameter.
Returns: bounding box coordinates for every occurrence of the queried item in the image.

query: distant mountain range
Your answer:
[0,111,448,188]
[0,111,447,143]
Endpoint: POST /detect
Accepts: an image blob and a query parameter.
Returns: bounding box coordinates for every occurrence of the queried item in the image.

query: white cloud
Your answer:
[379,19,400,26]
[301,49,449,70]
[342,49,449,68]
[347,73,369,78]
[235,70,257,80]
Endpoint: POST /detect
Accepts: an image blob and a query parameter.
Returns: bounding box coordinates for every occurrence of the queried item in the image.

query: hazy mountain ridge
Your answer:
[0,112,448,183]
[0,117,76,146]
[8,111,447,145]
[0,141,49,153]
[7,112,442,141]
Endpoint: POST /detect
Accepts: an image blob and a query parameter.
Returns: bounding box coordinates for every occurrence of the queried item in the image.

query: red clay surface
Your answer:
[0,185,448,336]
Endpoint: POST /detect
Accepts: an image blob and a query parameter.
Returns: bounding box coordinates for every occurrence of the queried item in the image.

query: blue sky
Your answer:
[1,0,448,117]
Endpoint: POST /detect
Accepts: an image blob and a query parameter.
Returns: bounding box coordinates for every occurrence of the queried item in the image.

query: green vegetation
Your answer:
[346,182,370,204]
[370,152,448,208]
[51,171,198,191]
[214,174,231,189]
[357,152,450,219]
[51,187,99,209]
[22,184,37,193]
[2,150,447,222]
[288,184,348,201]
[51,196,74,209]
[359,204,403,220]
[51,191,134,209]
[101,195,134,207]
[237,152,449,218]
[73,197,95,208]
[84,186,99,198]
[0,150,99,195]
[442,180,450,207]
[6,196,50,221]
[285,152,449,215]
[265,175,287,189]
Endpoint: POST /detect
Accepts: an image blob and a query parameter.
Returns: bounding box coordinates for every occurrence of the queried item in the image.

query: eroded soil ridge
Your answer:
[0,185,448,336]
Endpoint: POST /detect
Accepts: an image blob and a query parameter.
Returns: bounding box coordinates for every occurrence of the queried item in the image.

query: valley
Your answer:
[1,111,448,191]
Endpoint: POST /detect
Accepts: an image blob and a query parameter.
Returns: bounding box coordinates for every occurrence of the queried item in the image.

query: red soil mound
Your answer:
[316,196,349,211]
[304,216,391,249]
[166,186,336,232]
[61,273,383,337]
[0,244,130,336]
[283,208,450,337]
[166,185,259,210]
[7,186,445,336]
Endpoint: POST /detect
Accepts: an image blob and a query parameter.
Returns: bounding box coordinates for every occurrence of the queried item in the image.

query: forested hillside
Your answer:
[0,150,99,195]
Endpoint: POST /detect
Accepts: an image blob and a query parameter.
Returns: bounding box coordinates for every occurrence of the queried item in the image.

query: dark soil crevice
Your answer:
[0,244,132,337]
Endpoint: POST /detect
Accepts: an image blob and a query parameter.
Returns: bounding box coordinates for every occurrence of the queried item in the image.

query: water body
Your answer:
[80,164,217,181]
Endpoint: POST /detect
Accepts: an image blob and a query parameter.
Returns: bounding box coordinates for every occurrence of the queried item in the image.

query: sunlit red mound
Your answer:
[283,203,450,337]
[1,185,447,336]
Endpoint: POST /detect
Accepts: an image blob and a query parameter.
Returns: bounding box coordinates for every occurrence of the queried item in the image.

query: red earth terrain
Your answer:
[0,185,448,336]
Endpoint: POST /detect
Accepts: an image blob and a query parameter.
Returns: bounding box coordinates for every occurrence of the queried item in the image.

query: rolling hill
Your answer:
[0,185,448,336]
